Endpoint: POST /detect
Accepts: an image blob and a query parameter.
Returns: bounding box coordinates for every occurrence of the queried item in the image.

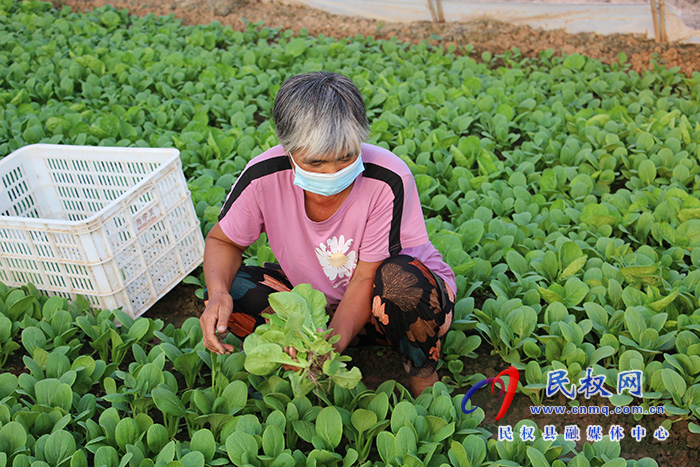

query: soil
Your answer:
[49,0,700,464]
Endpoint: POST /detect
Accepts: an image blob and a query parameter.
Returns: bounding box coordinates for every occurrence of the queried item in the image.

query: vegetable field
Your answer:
[2,0,700,465]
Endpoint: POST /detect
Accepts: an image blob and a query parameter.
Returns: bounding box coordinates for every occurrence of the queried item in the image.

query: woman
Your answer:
[200,71,456,397]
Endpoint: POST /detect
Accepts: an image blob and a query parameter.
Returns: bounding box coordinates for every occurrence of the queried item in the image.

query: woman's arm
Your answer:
[327,259,383,354]
[200,222,247,355]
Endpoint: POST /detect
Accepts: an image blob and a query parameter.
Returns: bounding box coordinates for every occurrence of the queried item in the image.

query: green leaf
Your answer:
[316,406,342,450]
[564,278,589,306]
[157,441,176,464]
[43,430,76,466]
[376,432,395,465]
[0,421,27,456]
[638,160,657,185]
[394,426,417,458]
[460,219,484,251]
[661,369,687,401]
[21,326,46,356]
[244,343,289,375]
[226,432,258,466]
[526,446,551,467]
[624,308,646,343]
[115,418,141,451]
[286,38,306,58]
[269,453,295,467]
[463,435,486,467]
[35,378,72,412]
[190,429,216,463]
[180,451,205,467]
[560,256,587,279]
[600,459,626,467]
[152,387,186,416]
[589,346,615,366]
[0,373,18,400]
[100,10,121,28]
[367,392,389,420]
[94,446,119,467]
[262,425,284,458]
[391,401,417,432]
[448,440,470,467]
[505,250,528,276]
[351,409,378,434]
[147,424,170,454]
[563,53,586,70]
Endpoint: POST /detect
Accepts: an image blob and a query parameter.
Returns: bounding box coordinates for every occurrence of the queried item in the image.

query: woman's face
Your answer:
[290,152,358,174]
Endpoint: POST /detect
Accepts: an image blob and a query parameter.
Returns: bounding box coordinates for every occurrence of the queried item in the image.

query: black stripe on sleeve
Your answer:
[218,156,292,221]
[362,163,404,256]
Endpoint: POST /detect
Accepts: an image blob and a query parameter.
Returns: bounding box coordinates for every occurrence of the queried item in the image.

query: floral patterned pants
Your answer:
[204,255,455,377]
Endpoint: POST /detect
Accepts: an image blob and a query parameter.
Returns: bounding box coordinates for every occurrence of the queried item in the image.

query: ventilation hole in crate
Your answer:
[87,201,101,213]
[126,162,149,176]
[56,246,81,261]
[130,290,151,315]
[115,246,143,280]
[0,269,7,281]
[178,234,201,269]
[30,230,48,242]
[55,232,78,247]
[139,223,170,264]
[42,261,61,274]
[150,252,179,292]
[166,204,192,238]
[48,273,67,289]
[47,158,69,171]
[1,167,27,200]
[52,168,74,185]
[19,194,38,218]
[31,238,51,256]
[84,187,98,199]
[64,264,92,293]
[119,260,143,283]
[34,244,53,258]
[126,274,150,310]
[8,257,40,281]
[128,192,155,217]
[11,193,34,217]
[68,274,94,293]
[12,270,42,285]
[1,237,32,257]
[106,214,132,251]
[157,173,183,209]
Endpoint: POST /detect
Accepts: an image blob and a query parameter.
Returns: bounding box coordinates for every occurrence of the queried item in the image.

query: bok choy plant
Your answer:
[243,284,362,397]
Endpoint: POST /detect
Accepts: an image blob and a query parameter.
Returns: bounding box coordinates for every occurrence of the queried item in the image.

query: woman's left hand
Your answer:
[282,346,301,371]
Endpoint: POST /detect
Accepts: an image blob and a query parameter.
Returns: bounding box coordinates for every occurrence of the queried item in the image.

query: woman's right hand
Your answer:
[200,293,236,355]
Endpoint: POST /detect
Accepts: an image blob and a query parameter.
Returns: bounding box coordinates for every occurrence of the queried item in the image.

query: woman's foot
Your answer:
[410,372,439,398]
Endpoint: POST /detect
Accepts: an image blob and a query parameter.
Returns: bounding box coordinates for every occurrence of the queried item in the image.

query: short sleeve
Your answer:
[359,173,429,263]
[218,177,264,248]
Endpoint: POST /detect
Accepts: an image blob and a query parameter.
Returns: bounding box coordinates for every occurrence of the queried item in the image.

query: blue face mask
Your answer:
[290,154,364,196]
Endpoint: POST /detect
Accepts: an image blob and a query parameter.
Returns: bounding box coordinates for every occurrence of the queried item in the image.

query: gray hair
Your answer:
[272,72,370,163]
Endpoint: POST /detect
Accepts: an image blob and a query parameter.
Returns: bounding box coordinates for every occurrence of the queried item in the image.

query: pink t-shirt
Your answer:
[218,143,457,308]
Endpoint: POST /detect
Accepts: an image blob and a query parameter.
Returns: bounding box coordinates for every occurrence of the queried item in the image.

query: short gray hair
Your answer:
[272,72,370,162]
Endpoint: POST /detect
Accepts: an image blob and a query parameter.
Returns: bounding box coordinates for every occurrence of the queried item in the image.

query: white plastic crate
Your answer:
[0,144,205,318]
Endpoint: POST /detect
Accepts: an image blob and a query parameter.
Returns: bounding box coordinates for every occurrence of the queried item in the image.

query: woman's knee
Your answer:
[371,254,453,338]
